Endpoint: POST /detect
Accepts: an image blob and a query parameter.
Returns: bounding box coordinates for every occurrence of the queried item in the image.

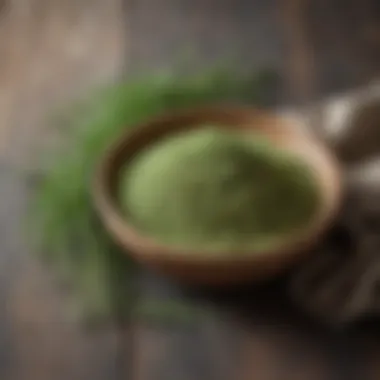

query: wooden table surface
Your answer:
[1,1,380,379]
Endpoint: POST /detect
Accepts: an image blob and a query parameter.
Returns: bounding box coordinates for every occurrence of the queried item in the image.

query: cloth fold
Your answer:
[287,80,380,325]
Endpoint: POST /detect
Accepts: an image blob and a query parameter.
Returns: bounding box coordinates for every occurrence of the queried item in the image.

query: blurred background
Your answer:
[0,1,379,379]
[1,0,380,158]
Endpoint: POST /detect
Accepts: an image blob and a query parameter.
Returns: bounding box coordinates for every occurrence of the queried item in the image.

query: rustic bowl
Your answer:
[92,106,342,286]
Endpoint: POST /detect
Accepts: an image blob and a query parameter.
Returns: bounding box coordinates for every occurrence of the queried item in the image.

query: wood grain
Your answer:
[0,1,379,379]
[0,0,126,379]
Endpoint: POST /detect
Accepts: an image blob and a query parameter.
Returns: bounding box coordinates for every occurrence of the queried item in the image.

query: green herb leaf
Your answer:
[30,67,275,324]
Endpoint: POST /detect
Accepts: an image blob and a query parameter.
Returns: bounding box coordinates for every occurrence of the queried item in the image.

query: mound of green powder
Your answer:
[119,128,320,253]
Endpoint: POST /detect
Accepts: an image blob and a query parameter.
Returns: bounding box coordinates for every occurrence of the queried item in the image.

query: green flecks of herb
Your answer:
[29,67,276,324]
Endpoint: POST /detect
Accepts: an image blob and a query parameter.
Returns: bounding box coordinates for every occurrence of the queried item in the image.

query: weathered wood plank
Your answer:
[0,0,126,378]
[1,0,380,379]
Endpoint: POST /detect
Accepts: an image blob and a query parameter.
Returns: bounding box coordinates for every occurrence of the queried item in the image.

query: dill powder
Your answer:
[119,128,320,253]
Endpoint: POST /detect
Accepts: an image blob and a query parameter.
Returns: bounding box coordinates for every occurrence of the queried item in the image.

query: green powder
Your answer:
[119,127,320,254]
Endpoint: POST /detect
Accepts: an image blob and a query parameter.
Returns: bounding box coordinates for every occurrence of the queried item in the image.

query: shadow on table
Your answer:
[139,268,380,360]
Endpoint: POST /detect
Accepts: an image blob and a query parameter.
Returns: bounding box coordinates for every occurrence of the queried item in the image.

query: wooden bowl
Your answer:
[92,106,342,286]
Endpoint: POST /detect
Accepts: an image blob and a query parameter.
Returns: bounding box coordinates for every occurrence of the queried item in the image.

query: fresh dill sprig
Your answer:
[30,68,276,324]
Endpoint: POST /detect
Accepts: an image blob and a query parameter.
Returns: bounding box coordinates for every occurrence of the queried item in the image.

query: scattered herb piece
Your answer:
[30,68,277,324]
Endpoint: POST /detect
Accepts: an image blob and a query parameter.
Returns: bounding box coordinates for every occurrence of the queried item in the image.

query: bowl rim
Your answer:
[92,104,343,265]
